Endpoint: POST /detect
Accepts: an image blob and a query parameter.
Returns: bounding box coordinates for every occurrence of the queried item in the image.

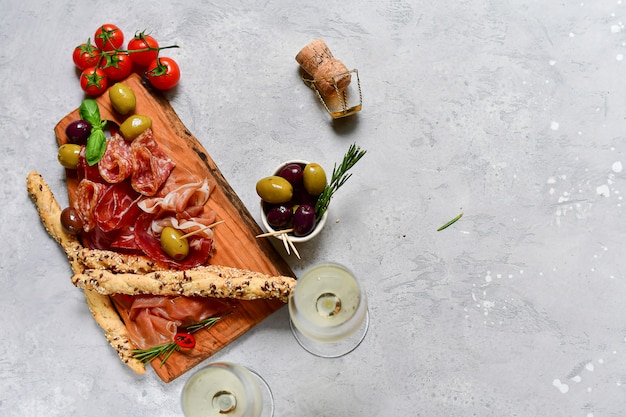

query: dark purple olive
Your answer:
[60,207,83,235]
[266,204,293,229]
[291,185,318,207]
[278,163,304,186]
[65,119,92,145]
[293,204,317,236]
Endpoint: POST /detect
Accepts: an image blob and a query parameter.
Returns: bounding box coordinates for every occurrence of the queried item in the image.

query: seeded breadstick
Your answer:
[72,265,297,303]
[26,171,146,374]
[77,247,166,274]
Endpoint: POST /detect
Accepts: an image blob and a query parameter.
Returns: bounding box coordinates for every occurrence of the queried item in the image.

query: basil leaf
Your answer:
[79,99,101,127]
[85,129,107,166]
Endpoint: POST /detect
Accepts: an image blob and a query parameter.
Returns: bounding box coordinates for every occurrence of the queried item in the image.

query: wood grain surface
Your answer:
[54,73,294,382]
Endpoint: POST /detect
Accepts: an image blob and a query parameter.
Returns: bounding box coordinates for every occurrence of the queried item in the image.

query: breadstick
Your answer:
[26,171,83,272]
[77,247,166,274]
[72,265,297,303]
[26,171,146,374]
[83,290,145,374]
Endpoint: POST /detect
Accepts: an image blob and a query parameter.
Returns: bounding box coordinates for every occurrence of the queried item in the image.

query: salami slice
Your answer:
[74,179,107,232]
[98,134,133,183]
[130,129,175,196]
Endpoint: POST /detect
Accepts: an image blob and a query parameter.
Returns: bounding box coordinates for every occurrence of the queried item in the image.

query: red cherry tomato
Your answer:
[72,42,101,71]
[80,66,108,96]
[174,332,196,349]
[146,57,180,90]
[100,52,133,81]
[94,24,124,52]
[128,32,159,67]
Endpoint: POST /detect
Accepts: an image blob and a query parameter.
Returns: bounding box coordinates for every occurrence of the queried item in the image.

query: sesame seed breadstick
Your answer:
[77,247,166,274]
[72,265,297,303]
[26,171,146,374]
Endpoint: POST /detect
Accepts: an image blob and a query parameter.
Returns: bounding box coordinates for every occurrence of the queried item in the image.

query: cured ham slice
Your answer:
[139,179,212,215]
[111,294,232,350]
[130,128,175,196]
[94,181,142,232]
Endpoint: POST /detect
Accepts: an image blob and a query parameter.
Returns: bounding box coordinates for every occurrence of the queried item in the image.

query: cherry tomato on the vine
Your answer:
[174,332,195,349]
[94,24,124,52]
[72,41,101,71]
[146,57,180,90]
[128,32,159,67]
[80,66,108,96]
[100,52,133,81]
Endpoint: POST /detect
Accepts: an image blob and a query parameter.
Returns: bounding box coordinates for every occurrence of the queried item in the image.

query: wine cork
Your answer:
[296,39,351,96]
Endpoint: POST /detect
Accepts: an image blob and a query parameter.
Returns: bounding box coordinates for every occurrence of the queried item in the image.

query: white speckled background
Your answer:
[2,0,626,415]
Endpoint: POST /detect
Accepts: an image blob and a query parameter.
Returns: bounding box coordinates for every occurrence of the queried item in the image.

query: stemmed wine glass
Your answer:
[181,362,274,417]
[288,262,369,358]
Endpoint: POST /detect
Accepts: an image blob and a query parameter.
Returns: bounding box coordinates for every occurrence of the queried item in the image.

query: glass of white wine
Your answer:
[181,362,274,417]
[288,262,369,358]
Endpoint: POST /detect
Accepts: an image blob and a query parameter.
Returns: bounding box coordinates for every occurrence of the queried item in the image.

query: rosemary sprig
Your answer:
[437,212,463,231]
[131,313,227,366]
[314,143,367,221]
[133,342,180,366]
[186,315,223,333]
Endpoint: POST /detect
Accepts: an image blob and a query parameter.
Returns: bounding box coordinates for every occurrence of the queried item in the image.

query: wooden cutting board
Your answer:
[54,73,294,382]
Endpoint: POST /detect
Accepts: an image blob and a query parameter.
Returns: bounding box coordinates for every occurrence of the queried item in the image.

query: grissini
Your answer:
[26,171,146,374]
[72,265,296,302]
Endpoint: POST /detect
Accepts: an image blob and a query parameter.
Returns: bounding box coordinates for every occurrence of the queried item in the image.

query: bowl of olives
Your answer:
[257,160,329,243]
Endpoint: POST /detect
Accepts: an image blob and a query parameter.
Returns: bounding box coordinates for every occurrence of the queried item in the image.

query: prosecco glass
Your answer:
[288,262,369,358]
[181,362,274,417]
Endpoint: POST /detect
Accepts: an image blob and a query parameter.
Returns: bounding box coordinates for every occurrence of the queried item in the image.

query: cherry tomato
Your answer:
[128,32,159,67]
[174,332,195,349]
[72,41,101,71]
[94,24,124,52]
[146,57,180,90]
[100,52,133,81]
[80,66,108,96]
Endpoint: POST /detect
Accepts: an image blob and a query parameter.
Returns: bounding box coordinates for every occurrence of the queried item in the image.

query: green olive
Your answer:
[108,82,136,115]
[120,114,152,141]
[57,144,82,169]
[160,226,189,261]
[256,176,293,204]
[303,163,327,196]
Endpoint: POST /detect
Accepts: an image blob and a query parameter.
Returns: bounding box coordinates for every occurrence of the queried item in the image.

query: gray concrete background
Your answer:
[2,0,626,415]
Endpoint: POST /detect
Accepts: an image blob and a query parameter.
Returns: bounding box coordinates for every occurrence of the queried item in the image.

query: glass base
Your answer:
[289,309,370,358]
[247,367,275,417]
[181,363,274,417]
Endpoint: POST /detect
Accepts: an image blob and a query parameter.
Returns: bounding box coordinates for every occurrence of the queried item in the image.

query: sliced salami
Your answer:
[130,129,175,196]
[98,134,133,183]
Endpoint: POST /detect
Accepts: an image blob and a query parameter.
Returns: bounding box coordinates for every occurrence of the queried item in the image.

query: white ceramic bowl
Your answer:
[259,160,328,243]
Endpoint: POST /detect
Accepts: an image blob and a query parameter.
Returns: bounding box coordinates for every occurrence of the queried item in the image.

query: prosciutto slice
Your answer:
[94,180,142,232]
[130,129,175,196]
[111,295,232,350]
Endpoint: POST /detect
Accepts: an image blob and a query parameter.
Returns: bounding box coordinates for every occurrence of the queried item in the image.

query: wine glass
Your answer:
[288,262,369,358]
[181,362,274,417]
